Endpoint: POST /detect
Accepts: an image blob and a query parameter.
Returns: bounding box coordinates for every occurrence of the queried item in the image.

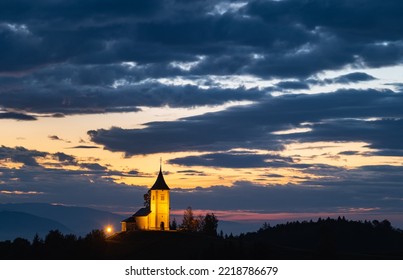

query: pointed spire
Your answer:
[151,159,170,190]
[160,157,162,172]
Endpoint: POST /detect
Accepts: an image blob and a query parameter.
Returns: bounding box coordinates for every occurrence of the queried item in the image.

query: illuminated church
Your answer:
[121,166,170,231]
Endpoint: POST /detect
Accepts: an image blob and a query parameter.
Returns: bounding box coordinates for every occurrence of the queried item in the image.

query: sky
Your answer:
[1,0,403,227]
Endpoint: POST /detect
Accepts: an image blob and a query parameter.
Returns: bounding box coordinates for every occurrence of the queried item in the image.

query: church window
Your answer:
[161,194,165,201]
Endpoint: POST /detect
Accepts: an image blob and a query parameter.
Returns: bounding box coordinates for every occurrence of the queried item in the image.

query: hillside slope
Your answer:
[0,203,124,236]
[0,211,71,241]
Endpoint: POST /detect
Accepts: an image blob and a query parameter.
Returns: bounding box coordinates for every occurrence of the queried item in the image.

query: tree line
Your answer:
[2,216,403,259]
[170,206,219,237]
[0,229,107,259]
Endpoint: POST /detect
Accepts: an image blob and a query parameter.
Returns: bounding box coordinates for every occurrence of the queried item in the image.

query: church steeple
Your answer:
[150,159,170,190]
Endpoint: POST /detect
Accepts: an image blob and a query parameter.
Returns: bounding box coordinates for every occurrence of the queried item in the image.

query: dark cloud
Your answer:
[88,114,282,155]
[0,146,151,210]
[261,173,285,178]
[170,165,403,218]
[89,89,403,157]
[275,81,310,90]
[0,112,36,121]
[177,170,207,176]
[48,135,63,141]
[246,0,403,42]
[126,170,140,176]
[0,164,147,211]
[169,152,293,168]
[1,0,402,115]
[290,118,403,153]
[327,72,377,84]
[0,76,265,114]
[0,146,46,166]
[53,152,76,164]
[69,145,100,149]
[51,113,65,118]
[0,0,162,22]
[0,146,118,176]
[121,169,152,178]
[79,163,107,171]
[388,83,403,91]
[338,151,361,156]
[48,135,71,143]
[306,72,377,86]
[370,149,403,157]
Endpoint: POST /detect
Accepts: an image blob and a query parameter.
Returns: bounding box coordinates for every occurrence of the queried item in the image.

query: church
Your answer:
[121,166,170,231]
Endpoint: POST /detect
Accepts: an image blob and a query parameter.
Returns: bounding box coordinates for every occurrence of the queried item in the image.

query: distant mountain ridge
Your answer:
[0,203,125,240]
[217,220,261,235]
[0,211,72,241]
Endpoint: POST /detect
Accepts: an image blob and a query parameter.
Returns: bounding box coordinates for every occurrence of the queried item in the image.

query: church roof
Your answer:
[150,168,170,190]
[133,207,151,217]
[121,216,136,223]
[121,207,151,222]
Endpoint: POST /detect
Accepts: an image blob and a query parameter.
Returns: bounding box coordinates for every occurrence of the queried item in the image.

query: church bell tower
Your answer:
[148,164,170,230]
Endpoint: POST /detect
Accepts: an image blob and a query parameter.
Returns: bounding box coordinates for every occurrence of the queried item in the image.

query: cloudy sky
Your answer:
[1,0,403,226]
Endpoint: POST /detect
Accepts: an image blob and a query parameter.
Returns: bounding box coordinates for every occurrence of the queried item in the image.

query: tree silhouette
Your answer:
[143,192,150,208]
[45,230,64,245]
[170,218,177,230]
[83,229,107,259]
[202,213,218,236]
[12,238,31,259]
[181,206,198,232]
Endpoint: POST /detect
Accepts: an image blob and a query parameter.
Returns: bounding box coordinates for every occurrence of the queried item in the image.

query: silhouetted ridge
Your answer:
[241,217,403,259]
[0,211,71,241]
[2,217,403,259]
